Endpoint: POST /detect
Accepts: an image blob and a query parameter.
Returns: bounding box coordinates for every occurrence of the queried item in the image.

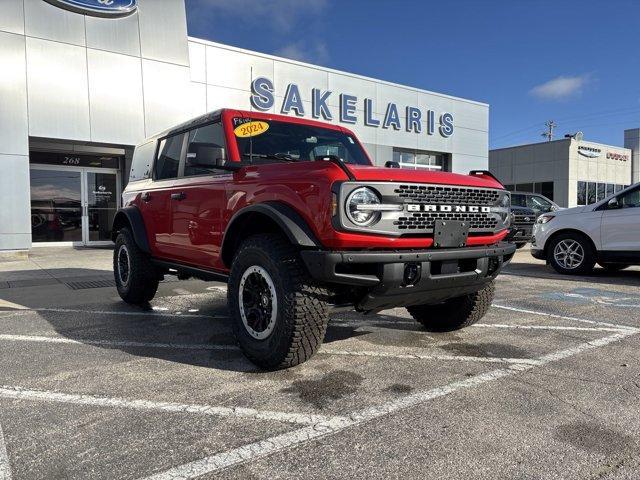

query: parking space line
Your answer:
[0,334,236,352]
[472,323,626,333]
[0,334,543,366]
[0,386,346,427]
[0,423,11,480]
[493,304,638,331]
[141,328,638,479]
[0,307,216,319]
[0,300,28,311]
[331,317,625,333]
[320,348,542,365]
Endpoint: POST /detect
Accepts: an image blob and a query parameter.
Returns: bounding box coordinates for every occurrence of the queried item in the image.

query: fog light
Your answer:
[487,257,501,275]
[403,263,421,286]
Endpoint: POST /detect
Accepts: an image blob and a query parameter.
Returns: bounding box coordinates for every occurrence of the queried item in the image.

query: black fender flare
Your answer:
[221,202,321,266]
[111,206,151,254]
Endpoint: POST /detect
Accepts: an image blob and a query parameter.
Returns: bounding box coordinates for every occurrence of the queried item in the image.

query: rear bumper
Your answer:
[300,242,516,312]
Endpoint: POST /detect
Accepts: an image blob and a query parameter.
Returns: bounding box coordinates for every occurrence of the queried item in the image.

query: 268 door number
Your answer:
[63,156,81,165]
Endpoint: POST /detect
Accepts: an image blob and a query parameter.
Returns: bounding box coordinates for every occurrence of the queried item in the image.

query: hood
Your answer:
[553,205,589,216]
[346,165,504,189]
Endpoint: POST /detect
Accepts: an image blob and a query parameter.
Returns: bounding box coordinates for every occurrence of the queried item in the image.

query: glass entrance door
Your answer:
[30,165,120,246]
[85,170,119,245]
[30,169,83,243]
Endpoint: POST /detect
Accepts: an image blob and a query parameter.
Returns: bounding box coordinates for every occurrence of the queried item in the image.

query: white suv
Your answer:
[531,183,640,274]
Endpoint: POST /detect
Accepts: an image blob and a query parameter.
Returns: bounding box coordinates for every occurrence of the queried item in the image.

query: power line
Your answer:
[491,106,640,142]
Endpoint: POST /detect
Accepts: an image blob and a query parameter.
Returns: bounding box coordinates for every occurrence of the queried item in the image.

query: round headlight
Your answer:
[346,187,381,226]
[492,191,511,227]
[499,192,511,208]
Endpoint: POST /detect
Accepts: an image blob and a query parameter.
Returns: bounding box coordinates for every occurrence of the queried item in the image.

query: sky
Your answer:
[185,0,640,149]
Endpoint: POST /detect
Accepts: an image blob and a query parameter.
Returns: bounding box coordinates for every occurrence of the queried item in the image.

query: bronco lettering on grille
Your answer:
[406,204,491,213]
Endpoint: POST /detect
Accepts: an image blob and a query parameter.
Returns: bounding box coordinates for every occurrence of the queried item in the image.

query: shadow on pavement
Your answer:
[35,299,259,372]
[0,267,114,287]
[23,279,425,372]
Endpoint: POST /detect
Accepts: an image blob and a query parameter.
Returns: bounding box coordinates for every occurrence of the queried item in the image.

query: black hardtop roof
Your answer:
[149,109,224,142]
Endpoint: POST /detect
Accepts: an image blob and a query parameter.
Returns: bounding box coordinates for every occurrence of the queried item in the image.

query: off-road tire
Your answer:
[598,262,630,272]
[113,228,159,304]
[228,234,329,369]
[547,232,596,275]
[407,281,495,332]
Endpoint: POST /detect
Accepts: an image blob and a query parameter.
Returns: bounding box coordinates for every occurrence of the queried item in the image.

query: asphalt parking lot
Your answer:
[1,248,639,479]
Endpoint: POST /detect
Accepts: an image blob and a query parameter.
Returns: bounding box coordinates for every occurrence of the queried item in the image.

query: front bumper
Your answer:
[300,242,516,312]
[506,225,533,244]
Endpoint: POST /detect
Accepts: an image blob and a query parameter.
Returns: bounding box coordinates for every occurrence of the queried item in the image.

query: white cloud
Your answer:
[274,41,329,64]
[191,0,328,32]
[530,74,591,100]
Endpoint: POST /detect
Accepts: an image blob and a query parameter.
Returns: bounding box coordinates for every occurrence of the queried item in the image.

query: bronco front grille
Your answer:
[394,184,501,205]
[338,181,506,237]
[395,212,499,231]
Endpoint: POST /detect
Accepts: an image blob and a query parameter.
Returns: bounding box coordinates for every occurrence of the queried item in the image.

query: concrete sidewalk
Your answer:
[0,247,114,289]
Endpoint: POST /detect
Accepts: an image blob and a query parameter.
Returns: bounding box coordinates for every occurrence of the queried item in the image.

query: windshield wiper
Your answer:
[242,153,298,162]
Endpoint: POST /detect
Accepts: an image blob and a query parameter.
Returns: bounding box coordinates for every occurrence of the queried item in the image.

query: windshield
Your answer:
[232,118,371,165]
[511,193,526,207]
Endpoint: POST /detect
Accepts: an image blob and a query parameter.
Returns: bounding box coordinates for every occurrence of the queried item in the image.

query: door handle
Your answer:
[171,192,186,201]
[141,192,151,202]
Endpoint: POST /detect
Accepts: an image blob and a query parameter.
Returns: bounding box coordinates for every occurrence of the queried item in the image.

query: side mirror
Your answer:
[385,161,400,168]
[607,197,621,209]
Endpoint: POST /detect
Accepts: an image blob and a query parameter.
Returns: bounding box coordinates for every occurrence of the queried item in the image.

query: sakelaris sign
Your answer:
[250,77,455,138]
[43,0,137,18]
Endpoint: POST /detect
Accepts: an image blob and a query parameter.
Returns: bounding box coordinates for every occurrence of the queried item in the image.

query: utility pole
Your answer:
[541,120,557,142]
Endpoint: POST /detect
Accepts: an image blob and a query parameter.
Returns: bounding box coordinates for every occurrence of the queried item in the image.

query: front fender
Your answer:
[225,202,320,248]
[111,206,151,254]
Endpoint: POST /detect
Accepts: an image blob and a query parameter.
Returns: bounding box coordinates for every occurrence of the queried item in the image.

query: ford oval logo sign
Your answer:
[43,0,137,18]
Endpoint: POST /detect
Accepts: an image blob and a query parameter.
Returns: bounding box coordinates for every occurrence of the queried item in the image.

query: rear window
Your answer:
[129,140,155,182]
[232,118,370,165]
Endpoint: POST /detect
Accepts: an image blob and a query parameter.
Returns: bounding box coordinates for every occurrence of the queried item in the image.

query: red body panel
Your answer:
[126,109,506,273]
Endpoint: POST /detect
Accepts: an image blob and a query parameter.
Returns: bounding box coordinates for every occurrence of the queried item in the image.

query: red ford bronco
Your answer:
[112,109,515,369]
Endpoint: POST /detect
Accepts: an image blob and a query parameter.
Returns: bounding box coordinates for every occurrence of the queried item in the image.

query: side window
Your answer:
[184,123,227,177]
[528,195,553,213]
[618,187,640,209]
[154,133,184,181]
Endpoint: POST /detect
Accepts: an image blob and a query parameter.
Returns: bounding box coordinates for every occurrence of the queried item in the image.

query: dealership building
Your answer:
[0,0,490,254]
[489,132,640,208]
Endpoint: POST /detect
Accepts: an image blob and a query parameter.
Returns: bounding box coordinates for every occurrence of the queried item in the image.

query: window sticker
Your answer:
[233,118,270,138]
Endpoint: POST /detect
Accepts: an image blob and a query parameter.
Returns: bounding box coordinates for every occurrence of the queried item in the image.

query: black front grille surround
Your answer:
[336,181,510,237]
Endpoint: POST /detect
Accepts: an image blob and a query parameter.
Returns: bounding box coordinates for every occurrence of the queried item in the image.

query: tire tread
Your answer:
[113,228,159,304]
[228,234,329,369]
